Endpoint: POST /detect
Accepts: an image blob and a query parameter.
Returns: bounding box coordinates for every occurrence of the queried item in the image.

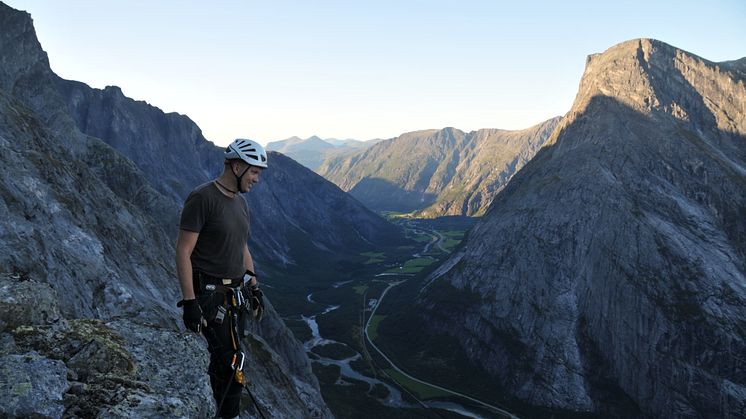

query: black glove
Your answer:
[177,299,203,333]
[249,285,264,321]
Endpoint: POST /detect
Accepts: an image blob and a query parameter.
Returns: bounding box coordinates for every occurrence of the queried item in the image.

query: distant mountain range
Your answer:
[412,39,746,417]
[318,119,560,217]
[266,135,381,171]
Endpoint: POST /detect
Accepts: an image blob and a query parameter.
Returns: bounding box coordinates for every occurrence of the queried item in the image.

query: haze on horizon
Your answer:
[9,0,745,146]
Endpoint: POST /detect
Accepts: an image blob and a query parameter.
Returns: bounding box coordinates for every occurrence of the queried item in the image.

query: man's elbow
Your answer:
[176,246,191,261]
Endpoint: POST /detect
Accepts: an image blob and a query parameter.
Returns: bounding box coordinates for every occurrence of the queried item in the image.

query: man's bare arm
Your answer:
[176,230,199,300]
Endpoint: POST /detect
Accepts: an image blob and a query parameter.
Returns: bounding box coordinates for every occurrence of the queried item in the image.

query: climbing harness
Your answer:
[193,270,266,419]
[213,286,267,419]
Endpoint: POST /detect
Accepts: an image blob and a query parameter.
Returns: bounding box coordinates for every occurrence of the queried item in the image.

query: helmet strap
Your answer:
[234,164,252,194]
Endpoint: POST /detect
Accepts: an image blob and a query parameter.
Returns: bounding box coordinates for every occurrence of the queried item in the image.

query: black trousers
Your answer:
[197,289,243,418]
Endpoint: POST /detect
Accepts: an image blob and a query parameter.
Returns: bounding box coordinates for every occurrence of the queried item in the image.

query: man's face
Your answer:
[234,162,263,193]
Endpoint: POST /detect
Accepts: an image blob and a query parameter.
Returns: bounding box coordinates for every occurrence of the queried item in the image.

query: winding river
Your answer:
[301,263,492,417]
[302,294,412,407]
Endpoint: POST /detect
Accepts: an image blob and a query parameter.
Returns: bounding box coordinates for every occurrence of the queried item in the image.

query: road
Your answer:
[363,275,519,418]
[432,229,448,253]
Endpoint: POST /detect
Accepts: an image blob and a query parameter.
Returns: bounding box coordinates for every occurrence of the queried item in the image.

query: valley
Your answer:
[261,211,641,419]
[263,216,512,418]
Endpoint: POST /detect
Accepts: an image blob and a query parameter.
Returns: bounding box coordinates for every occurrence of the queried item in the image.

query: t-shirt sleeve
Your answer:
[179,191,207,232]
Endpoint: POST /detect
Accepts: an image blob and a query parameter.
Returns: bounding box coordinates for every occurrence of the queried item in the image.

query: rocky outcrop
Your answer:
[318,118,560,216]
[1,273,326,418]
[0,352,69,418]
[418,39,746,417]
[0,3,332,417]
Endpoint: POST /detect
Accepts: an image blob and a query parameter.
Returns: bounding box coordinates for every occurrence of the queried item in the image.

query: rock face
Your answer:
[1,273,330,419]
[0,352,69,418]
[0,1,180,325]
[0,3,332,417]
[53,81,218,204]
[418,39,746,417]
[318,118,560,216]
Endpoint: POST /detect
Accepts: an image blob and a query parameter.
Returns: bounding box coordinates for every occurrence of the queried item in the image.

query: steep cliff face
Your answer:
[0,2,179,325]
[54,80,218,203]
[55,77,407,272]
[418,39,746,417]
[0,3,332,417]
[318,118,560,216]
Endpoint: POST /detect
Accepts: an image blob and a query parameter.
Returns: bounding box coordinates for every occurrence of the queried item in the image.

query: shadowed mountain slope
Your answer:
[54,78,409,274]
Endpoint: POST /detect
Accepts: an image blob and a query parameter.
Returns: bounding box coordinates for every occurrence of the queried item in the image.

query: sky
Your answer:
[6,1,746,147]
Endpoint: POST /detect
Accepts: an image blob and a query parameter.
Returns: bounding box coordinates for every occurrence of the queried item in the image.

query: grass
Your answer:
[361,251,386,264]
[386,257,437,274]
[382,368,453,400]
[353,284,369,295]
[367,314,386,340]
[410,232,433,243]
[311,342,359,360]
[380,211,417,220]
[442,230,465,238]
[439,230,465,252]
[441,238,461,252]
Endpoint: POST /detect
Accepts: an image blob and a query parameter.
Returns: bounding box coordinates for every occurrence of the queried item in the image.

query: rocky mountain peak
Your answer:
[0,3,49,92]
[560,38,746,141]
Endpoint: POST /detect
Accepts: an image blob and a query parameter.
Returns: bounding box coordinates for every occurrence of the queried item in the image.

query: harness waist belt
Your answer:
[193,270,242,292]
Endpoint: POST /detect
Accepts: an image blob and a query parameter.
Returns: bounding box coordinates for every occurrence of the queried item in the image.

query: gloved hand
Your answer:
[249,285,265,321]
[177,299,203,333]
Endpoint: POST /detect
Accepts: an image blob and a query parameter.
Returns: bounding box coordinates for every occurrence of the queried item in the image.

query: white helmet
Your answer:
[225,139,268,168]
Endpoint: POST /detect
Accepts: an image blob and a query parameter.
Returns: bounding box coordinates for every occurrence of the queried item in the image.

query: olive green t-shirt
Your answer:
[179,182,250,279]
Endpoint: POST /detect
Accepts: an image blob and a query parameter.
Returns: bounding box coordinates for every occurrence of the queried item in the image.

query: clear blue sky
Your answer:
[7,0,746,146]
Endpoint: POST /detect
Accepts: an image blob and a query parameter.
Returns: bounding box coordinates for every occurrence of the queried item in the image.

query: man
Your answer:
[175,139,267,419]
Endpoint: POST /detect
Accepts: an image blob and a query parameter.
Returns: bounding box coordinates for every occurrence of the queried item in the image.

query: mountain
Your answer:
[413,39,746,417]
[267,135,378,171]
[318,118,561,217]
[267,136,335,171]
[324,138,371,148]
[54,80,409,277]
[0,3,332,417]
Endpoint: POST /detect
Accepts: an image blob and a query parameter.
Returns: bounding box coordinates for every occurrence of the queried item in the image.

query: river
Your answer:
[302,290,490,418]
[302,293,411,407]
